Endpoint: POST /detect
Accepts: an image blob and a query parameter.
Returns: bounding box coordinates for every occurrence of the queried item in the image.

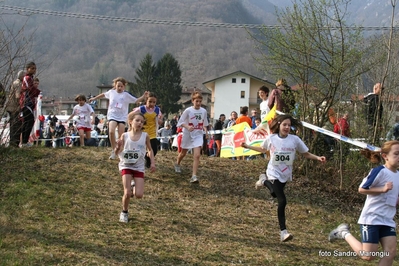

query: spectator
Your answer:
[6,70,24,147]
[158,121,172,151]
[54,120,66,147]
[258,85,270,121]
[363,82,384,128]
[20,62,41,147]
[226,111,238,128]
[250,109,258,129]
[268,78,296,114]
[213,114,226,157]
[333,112,351,137]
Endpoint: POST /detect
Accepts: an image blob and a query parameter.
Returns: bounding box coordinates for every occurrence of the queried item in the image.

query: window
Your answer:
[241,78,246,83]
[232,78,236,83]
[241,91,245,98]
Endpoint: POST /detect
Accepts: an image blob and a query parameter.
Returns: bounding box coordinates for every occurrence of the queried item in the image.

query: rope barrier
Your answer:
[0,4,397,31]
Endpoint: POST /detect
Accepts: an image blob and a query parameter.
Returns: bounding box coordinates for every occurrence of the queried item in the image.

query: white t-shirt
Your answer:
[262,134,308,183]
[73,103,94,128]
[358,166,399,228]
[177,106,208,149]
[104,89,137,122]
[260,99,270,121]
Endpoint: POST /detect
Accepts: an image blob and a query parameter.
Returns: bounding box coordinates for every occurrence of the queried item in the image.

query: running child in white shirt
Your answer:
[115,112,155,223]
[241,114,326,242]
[89,77,147,159]
[328,140,399,265]
[65,94,96,147]
[174,91,208,183]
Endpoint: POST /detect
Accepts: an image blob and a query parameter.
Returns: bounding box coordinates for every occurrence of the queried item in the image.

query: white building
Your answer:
[203,70,275,120]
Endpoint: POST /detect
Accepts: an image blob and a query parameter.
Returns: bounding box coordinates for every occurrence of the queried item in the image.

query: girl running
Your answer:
[115,112,155,223]
[241,114,326,242]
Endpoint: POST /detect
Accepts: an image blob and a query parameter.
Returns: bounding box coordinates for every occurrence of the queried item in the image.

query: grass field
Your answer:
[0,146,396,265]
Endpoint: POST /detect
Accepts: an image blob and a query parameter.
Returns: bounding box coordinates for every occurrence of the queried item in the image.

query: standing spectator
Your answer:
[250,109,258,129]
[174,91,209,183]
[158,121,172,151]
[89,77,146,159]
[131,92,163,167]
[363,82,384,128]
[334,112,350,137]
[213,114,226,157]
[5,70,24,147]
[226,111,238,128]
[235,106,252,128]
[65,94,96,147]
[386,122,399,141]
[328,141,399,265]
[43,121,55,148]
[115,112,155,223]
[54,120,66,147]
[268,78,296,114]
[170,115,178,136]
[258,85,270,121]
[19,62,41,147]
[242,114,326,242]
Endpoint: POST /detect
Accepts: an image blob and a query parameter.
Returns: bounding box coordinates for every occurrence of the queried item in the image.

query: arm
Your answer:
[65,112,75,123]
[91,112,96,125]
[359,181,393,195]
[302,152,326,163]
[89,93,104,103]
[115,133,124,154]
[145,134,156,172]
[268,90,276,110]
[241,142,268,154]
[135,91,149,105]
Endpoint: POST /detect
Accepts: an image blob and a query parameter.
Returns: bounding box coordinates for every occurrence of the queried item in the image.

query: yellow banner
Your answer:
[220,122,269,158]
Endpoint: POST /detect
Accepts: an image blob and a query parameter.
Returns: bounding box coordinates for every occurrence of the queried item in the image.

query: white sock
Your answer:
[342,231,350,239]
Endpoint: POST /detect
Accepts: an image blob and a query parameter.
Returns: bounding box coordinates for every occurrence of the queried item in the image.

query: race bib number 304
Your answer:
[272,151,294,165]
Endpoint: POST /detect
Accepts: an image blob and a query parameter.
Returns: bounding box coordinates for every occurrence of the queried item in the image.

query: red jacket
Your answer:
[334,117,350,137]
[19,74,40,110]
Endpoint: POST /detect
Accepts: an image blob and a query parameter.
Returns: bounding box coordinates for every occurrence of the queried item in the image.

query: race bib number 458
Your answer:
[123,149,140,164]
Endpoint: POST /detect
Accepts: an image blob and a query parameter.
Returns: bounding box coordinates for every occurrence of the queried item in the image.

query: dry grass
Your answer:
[0,146,396,265]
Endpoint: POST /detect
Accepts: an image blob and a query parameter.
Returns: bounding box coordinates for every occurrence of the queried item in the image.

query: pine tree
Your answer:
[154,53,182,116]
[133,53,156,98]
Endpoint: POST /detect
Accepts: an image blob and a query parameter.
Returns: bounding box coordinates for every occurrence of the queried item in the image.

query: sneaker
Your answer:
[119,212,128,223]
[328,223,350,242]
[174,164,181,173]
[130,180,135,198]
[255,174,267,189]
[109,150,116,160]
[190,175,199,183]
[280,229,293,242]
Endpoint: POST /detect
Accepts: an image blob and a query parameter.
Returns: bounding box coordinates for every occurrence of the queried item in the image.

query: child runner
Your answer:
[328,141,399,265]
[115,112,155,223]
[89,77,147,159]
[174,91,209,183]
[131,92,163,168]
[65,94,96,147]
[241,114,326,242]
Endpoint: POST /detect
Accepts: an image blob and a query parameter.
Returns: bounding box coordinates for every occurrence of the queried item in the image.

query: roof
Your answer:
[202,70,274,87]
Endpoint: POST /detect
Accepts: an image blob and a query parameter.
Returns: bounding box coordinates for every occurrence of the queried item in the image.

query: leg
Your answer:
[177,148,188,165]
[133,177,145,199]
[78,129,85,146]
[215,140,221,157]
[108,121,118,150]
[121,174,133,211]
[378,236,396,265]
[21,108,34,144]
[271,180,287,230]
[192,146,201,176]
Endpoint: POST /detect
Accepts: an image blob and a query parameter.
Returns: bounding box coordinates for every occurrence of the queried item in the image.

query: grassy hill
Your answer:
[0,146,394,265]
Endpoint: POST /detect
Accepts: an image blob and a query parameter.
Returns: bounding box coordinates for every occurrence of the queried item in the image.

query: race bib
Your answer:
[79,115,85,121]
[115,102,122,109]
[123,149,141,164]
[272,151,295,165]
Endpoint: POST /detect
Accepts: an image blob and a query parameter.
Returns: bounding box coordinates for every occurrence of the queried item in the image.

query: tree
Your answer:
[249,0,367,132]
[154,53,182,116]
[133,53,156,97]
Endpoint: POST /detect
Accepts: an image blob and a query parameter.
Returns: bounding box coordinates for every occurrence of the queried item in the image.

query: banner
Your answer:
[220,122,268,158]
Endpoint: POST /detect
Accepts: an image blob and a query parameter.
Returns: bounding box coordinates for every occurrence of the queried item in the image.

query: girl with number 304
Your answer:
[241,114,326,242]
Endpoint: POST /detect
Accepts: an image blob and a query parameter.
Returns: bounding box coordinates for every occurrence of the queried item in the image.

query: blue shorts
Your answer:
[360,224,396,244]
